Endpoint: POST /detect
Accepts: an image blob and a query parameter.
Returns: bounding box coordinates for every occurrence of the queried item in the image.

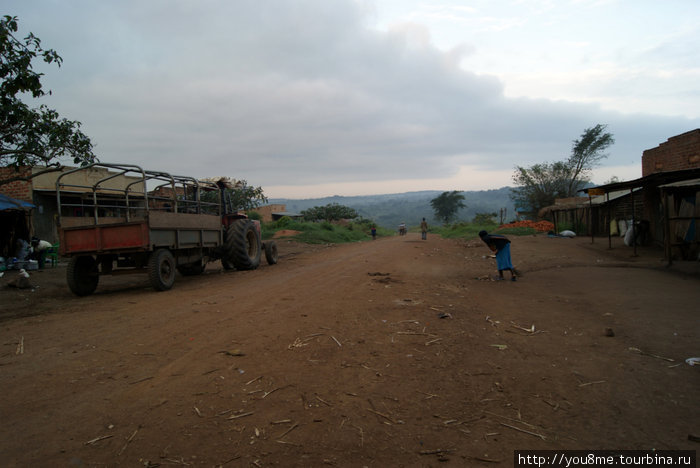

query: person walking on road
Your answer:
[478,230,516,281]
[420,218,428,240]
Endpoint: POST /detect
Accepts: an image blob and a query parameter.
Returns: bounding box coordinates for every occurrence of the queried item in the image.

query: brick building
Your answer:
[579,128,700,260]
[642,129,700,176]
[0,166,33,203]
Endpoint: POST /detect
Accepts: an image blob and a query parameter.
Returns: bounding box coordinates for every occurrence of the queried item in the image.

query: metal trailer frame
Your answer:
[56,163,224,258]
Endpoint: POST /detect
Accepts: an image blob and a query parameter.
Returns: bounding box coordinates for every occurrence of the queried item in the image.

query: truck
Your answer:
[55,162,278,296]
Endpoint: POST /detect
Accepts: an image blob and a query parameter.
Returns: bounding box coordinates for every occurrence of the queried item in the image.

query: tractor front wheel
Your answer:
[264,241,279,265]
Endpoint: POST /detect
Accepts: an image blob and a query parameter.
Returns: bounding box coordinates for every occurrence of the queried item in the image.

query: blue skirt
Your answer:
[496,243,513,270]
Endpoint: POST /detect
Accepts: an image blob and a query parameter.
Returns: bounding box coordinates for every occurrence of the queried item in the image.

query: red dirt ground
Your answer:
[1,233,698,467]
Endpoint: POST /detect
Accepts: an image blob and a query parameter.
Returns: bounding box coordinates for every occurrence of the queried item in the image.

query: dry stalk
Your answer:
[499,422,546,440]
[85,434,113,445]
[366,408,397,424]
[277,422,299,440]
[419,448,456,455]
[245,375,263,386]
[118,427,139,456]
[227,411,254,420]
[578,380,606,387]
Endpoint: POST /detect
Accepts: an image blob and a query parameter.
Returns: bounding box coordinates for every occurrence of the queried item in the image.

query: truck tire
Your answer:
[177,261,205,276]
[225,219,261,270]
[149,249,176,291]
[67,255,99,296]
[264,241,279,265]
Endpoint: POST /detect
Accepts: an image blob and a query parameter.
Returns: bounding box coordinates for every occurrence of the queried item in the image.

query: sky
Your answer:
[5,0,700,198]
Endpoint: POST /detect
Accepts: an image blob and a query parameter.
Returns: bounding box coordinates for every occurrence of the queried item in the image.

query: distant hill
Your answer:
[269,187,516,229]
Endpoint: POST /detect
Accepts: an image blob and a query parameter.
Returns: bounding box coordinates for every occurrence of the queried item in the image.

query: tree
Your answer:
[566,124,614,196]
[472,212,497,225]
[226,180,267,211]
[510,161,572,215]
[430,190,465,225]
[511,124,615,214]
[301,203,358,222]
[200,178,267,211]
[1,15,95,185]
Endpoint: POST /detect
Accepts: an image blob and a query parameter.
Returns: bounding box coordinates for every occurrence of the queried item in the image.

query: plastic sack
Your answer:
[610,219,619,236]
[618,219,627,236]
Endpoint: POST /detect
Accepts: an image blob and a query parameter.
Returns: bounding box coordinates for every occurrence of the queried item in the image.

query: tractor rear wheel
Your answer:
[148,249,176,291]
[225,219,261,270]
[67,255,99,296]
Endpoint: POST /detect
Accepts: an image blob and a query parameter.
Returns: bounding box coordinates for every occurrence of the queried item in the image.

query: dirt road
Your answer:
[1,234,698,466]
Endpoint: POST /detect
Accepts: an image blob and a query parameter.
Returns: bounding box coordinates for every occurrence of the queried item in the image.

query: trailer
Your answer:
[56,163,278,296]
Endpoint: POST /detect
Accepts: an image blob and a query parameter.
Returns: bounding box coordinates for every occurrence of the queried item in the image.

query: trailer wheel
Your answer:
[67,255,99,296]
[149,249,176,291]
[225,219,261,270]
[221,258,235,270]
[264,241,279,265]
[177,261,205,276]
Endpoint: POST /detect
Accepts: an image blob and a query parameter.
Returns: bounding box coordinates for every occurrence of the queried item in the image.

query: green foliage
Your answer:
[200,179,267,211]
[511,124,614,215]
[510,161,571,214]
[227,180,267,210]
[472,212,497,225]
[246,211,262,221]
[0,16,95,184]
[430,191,466,225]
[301,203,358,222]
[261,219,366,244]
[568,124,614,195]
[431,222,538,239]
[274,216,294,228]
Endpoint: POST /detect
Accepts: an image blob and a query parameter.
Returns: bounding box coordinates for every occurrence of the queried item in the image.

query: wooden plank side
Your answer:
[148,211,221,230]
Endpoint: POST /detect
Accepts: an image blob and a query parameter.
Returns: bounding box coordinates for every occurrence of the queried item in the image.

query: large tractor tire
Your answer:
[148,249,176,291]
[67,255,99,296]
[264,241,279,265]
[225,219,262,270]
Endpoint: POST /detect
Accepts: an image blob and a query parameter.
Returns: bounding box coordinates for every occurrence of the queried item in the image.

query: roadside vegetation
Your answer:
[261,216,393,244]
[261,215,553,244]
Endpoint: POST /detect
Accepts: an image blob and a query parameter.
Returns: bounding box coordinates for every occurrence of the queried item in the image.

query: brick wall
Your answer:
[0,166,33,202]
[642,129,700,176]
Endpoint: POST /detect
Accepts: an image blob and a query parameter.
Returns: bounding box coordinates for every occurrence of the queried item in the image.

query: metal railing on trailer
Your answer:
[55,163,221,226]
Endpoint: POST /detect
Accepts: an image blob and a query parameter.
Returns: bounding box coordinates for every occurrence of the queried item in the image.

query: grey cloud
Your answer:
[6,0,699,189]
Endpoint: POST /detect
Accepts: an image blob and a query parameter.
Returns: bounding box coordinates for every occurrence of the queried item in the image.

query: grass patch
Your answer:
[261,217,391,244]
[431,222,538,239]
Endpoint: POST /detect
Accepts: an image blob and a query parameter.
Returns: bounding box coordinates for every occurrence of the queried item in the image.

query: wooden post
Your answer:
[662,188,672,266]
[589,196,594,243]
[607,192,612,249]
[631,188,638,257]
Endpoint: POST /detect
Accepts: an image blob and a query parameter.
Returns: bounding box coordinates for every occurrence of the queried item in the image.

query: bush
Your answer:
[247,211,262,221]
[275,216,294,228]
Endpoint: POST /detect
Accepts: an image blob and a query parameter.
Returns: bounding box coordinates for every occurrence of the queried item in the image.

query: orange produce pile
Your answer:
[498,220,554,232]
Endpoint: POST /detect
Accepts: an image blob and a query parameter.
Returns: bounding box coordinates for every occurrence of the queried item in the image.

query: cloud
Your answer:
[6,0,700,196]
